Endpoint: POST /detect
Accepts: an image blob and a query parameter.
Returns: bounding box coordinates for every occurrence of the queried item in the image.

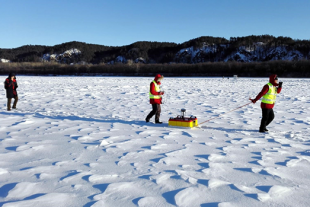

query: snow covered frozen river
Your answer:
[1,76,310,207]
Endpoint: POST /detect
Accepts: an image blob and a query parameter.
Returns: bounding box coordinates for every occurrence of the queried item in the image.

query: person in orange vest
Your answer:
[4,73,19,111]
[146,74,164,124]
[250,74,282,133]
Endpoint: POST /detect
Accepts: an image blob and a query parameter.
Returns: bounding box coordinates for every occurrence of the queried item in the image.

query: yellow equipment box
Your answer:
[168,116,198,128]
[168,109,198,128]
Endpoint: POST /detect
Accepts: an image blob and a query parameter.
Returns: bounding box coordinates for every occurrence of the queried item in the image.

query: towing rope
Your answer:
[198,101,252,126]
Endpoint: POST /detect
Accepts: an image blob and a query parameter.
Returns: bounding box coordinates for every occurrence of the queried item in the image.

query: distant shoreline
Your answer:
[1,60,310,77]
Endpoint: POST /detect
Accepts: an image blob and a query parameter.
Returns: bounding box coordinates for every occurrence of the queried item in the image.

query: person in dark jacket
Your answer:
[146,74,164,124]
[4,73,18,111]
[250,74,282,133]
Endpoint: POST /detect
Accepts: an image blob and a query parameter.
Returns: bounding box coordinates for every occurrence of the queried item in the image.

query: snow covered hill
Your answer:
[0,58,10,63]
[1,76,310,207]
[225,46,304,62]
[174,44,306,63]
[38,41,309,65]
[42,48,81,63]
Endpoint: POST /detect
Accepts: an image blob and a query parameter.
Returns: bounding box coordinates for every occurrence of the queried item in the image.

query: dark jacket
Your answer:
[4,74,18,99]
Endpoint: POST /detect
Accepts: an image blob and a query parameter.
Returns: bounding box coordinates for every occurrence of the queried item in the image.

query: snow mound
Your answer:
[42,48,81,62]
[0,58,10,63]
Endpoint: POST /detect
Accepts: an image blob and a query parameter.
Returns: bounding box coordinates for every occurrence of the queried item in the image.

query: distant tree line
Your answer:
[1,35,310,64]
[1,60,310,77]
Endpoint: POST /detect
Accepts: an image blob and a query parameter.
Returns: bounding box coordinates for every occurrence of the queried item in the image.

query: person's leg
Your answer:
[146,104,157,122]
[7,98,12,111]
[155,104,162,123]
[12,95,18,109]
[259,108,269,132]
[265,109,275,128]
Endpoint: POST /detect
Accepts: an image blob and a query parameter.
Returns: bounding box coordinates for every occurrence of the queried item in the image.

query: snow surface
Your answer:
[176,46,218,63]
[1,76,310,207]
[115,56,127,63]
[0,59,10,63]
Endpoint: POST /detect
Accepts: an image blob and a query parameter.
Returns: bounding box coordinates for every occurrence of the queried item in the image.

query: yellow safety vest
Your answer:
[149,80,161,99]
[262,83,277,104]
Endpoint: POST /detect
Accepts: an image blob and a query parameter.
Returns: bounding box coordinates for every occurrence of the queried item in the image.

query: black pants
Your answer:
[7,95,18,110]
[260,108,274,130]
[146,104,161,122]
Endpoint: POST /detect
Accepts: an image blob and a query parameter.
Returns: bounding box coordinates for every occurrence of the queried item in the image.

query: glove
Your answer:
[159,91,164,95]
[279,82,283,88]
[250,99,256,104]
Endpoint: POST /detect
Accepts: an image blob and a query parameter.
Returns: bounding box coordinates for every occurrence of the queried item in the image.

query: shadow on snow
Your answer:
[0,112,167,128]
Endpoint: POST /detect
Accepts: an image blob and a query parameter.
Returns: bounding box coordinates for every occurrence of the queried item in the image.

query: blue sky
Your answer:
[0,0,309,48]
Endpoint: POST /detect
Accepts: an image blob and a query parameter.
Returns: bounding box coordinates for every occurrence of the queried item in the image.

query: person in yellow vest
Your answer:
[146,74,164,124]
[250,74,282,133]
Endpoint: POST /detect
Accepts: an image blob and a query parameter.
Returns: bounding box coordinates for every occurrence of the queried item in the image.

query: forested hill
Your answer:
[1,35,310,64]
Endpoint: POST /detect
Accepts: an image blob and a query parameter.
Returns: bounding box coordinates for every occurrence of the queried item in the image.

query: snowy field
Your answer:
[0,76,310,207]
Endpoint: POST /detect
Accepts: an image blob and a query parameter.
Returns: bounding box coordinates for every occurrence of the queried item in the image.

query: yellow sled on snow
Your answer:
[168,109,198,128]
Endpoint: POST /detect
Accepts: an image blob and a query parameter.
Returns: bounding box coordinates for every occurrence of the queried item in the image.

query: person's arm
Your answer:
[251,85,269,103]
[4,79,12,89]
[277,82,282,94]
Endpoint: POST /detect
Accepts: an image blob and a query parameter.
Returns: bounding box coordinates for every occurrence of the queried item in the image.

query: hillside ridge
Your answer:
[1,35,310,64]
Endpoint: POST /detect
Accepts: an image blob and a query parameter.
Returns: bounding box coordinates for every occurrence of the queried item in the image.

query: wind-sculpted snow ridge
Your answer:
[1,77,310,207]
